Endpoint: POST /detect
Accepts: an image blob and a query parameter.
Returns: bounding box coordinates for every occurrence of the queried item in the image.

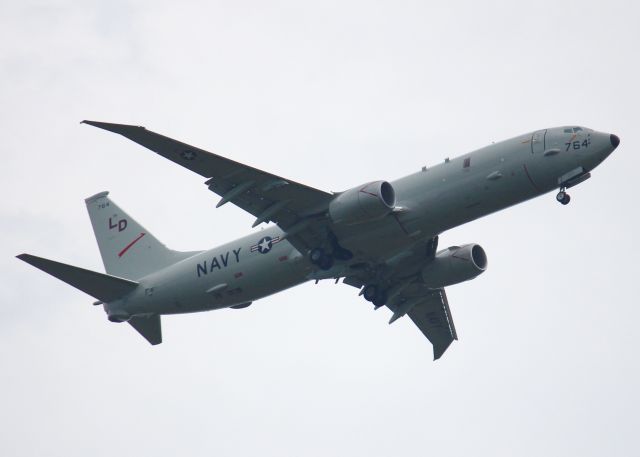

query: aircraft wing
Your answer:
[345,275,458,359]
[343,236,458,360]
[82,121,333,252]
[405,289,457,360]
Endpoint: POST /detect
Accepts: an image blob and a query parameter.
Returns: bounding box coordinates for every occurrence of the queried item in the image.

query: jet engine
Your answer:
[329,181,396,226]
[421,244,488,289]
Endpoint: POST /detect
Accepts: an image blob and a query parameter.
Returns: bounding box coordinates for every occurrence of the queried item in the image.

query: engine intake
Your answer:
[329,181,396,226]
[421,244,488,289]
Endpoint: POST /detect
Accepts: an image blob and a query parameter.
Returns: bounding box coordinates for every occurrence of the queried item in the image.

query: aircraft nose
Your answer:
[610,134,620,148]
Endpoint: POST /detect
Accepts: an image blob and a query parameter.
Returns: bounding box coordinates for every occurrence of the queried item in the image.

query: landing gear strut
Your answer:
[328,233,353,261]
[556,188,571,205]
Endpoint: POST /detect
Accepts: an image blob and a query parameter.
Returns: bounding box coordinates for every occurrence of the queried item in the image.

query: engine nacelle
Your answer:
[329,181,396,226]
[421,244,488,289]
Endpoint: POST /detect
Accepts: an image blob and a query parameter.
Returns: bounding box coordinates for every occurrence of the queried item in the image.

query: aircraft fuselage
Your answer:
[106,126,618,319]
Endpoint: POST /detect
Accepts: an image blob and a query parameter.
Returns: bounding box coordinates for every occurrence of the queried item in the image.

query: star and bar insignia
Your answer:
[180,149,197,160]
[250,236,281,254]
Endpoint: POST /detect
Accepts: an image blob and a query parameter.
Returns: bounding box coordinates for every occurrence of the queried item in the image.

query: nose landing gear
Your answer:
[556,189,571,205]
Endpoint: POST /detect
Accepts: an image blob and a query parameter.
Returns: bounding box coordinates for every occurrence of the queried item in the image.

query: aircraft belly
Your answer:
[124,229,307,316]
[333,216,413,259]
[225,242,308,303]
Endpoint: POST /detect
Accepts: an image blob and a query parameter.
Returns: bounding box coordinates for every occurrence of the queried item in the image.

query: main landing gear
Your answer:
[308,236,353,271]
[362,284,387,308]
[556,188,571,205]
[309,247,334,270]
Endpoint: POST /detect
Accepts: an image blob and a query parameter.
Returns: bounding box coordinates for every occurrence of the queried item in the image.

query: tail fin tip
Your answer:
[85,191,109,204]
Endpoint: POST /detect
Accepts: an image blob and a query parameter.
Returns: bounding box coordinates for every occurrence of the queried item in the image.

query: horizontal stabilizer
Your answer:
[17,253,139,302]
[128,315,162,345]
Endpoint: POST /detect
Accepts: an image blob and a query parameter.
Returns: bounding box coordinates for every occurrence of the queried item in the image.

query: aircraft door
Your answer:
[531,129,547,154]
[525,128,557,191]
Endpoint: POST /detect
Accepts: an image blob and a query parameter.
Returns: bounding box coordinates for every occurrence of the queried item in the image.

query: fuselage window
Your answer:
[463,157,471,168]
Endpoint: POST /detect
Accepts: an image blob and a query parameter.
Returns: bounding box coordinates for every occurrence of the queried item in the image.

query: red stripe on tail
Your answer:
[118,233,146,258]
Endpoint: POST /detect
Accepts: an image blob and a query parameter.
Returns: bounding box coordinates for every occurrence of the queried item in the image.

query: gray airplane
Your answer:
[17,122,620,359]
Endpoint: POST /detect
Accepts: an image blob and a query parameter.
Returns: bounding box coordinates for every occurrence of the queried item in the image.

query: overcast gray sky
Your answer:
[2,1,639,456]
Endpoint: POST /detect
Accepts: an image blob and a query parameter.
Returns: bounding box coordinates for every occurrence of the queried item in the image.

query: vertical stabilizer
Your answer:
[85,192,199,279]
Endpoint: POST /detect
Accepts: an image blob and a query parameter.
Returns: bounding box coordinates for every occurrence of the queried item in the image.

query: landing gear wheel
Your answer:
[371,290,388,308]
[317,254,334,270]
[556,190,571,205]
[309,248,325,264]
[363,284,378,302]
[363,285,387,307]
[309,248,334,270]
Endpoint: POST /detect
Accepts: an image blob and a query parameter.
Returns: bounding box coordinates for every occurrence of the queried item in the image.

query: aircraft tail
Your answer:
[85,191,199,280]
[17,253,162,345]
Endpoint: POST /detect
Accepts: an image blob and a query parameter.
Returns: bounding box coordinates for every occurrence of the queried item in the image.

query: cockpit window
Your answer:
[564,128,572,133]
[573,127,583,132]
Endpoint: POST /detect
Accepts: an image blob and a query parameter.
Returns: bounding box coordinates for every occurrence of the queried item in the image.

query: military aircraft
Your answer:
[17,122,620,359]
